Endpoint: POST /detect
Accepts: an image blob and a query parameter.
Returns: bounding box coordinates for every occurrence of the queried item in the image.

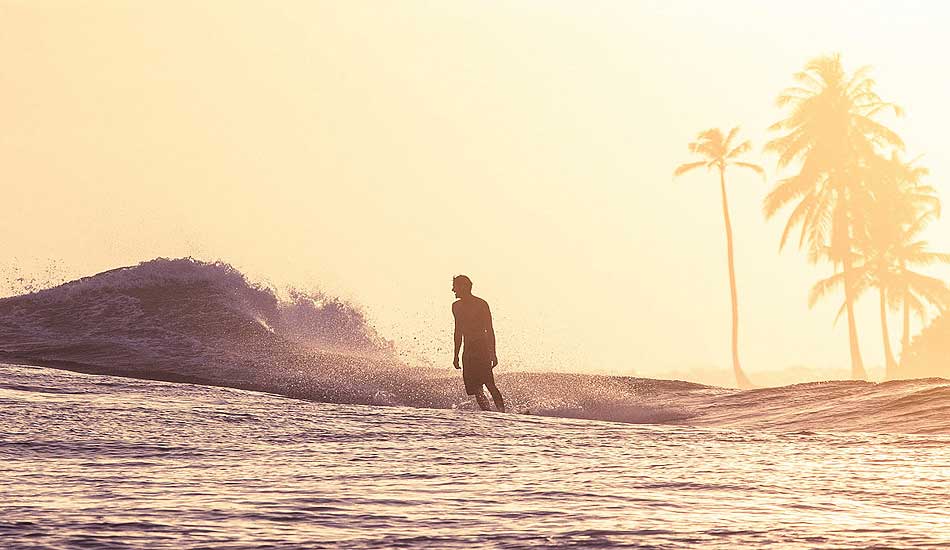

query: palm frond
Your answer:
[763,173,818,220]
[809,271,846,308]
[904,292,928,321]
[726,141,752,159]
[853,115,905,150]
[724,127,740,150]
[791,70,823,91]
[832,300,848,325]
[904,271,950,310]
[777,190,816,250]
[801,190,834,254]
[845,64,874,95]
[673,161,708,177]
[904,247,950,267]
[733,161,765,179]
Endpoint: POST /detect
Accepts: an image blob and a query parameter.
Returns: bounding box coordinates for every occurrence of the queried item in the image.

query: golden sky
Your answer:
[3,1,950,385]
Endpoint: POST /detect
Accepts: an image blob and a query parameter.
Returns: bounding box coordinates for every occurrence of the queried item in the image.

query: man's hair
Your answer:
[453,275,473,292]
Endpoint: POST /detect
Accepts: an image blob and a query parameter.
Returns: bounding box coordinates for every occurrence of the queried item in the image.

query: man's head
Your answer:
[452,275,473,298]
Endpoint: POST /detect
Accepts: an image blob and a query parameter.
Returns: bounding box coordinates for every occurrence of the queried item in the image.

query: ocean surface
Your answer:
[3,258,950,433]
[2,363,949,549]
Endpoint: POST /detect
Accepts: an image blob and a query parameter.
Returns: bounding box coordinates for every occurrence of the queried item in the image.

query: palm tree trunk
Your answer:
[719,166,752,389]
[879,287,897,379]
[900,270,910,371]
[843,264,866,379]
[837,192,866,380]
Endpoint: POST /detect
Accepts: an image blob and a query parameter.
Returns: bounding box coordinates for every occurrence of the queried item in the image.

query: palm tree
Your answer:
[810,213,950,379]
[764,54,903,380]
[872,194,950,375]
[675,127,763,389]
[865,153,946,375]
[884,219,950,378]
[811,152,948,379]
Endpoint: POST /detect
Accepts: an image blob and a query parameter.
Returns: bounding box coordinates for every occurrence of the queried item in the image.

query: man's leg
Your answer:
[473,389,491,411]
[485,382,505,412]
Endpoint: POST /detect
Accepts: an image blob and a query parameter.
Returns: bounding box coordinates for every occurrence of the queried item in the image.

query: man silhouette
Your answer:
[452,275,505,412]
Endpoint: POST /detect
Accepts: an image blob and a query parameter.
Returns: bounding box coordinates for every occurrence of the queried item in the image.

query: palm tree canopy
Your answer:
[814,209,950,324]
[764,54,903,259]
[674,127,765,179]
[767,55,904,167]
[855,151,950,320]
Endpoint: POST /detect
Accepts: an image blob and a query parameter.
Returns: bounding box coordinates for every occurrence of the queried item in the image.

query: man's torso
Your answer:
[454,296,491,346]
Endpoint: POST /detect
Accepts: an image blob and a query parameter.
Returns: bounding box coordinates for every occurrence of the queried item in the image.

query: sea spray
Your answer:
[1,258,948,433]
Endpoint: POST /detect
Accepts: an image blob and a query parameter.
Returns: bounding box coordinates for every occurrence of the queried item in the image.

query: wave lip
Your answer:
[0,258,398,388]
[1,257,949,434]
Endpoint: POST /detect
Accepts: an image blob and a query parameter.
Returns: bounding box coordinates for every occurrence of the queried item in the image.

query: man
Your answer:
[452,275,505,412]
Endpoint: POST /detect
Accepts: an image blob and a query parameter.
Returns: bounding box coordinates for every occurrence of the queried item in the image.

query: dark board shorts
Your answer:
[462,340,494,395]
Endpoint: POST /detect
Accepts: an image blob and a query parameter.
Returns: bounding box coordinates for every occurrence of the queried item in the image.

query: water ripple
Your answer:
[2,364,949,549]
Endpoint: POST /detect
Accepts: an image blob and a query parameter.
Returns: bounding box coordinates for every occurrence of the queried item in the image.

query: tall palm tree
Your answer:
[675,127,763,389]
[764,54,903,380]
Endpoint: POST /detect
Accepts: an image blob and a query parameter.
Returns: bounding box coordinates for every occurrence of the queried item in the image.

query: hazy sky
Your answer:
[3,1,950,384]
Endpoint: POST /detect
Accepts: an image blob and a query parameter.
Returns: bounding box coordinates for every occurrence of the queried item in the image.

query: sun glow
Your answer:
[3,1,950,385]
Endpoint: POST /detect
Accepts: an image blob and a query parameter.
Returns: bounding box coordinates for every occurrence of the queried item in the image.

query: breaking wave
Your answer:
[1,258,948,434]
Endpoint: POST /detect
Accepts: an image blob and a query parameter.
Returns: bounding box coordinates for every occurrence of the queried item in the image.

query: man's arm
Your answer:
[486,302,498,367]
[452,302,462,369]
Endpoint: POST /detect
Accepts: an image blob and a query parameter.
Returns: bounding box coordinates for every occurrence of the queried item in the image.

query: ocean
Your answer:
[1,258,949,548]
[2,364,949,549]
